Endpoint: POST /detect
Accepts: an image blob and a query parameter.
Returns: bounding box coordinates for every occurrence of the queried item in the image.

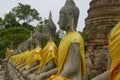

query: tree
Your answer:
[54,31,61,47]
[0,17,5,29]
[2,3,43,30]
[3,12,20,28]
[12,3,42,24]
[0,17,3,25]
[0,3,45,58]
[0,27,31,58]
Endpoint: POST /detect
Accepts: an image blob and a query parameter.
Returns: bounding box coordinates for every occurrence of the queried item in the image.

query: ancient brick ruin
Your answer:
[83,0,120,79]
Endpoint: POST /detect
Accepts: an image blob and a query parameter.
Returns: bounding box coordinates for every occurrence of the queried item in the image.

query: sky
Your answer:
[0,0,91,31]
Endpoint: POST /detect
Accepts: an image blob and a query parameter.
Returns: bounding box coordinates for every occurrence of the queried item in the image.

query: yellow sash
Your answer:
[25,47,42,70]
[18,50,30,63]
[6,49,13,58]
[9,51,27,65]
[38,41,58,71]
[48,31,86,80]
[58,32,86,77]
[109,22,120,80]
[15,51,29,69]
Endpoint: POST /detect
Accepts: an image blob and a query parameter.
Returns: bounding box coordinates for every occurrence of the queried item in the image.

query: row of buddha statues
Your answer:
[6,0,86,80]
[5,0,120,80]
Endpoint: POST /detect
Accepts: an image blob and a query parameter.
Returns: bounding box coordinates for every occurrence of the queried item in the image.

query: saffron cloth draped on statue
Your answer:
[25,47,42,70]
[109,22,120,80]
[49,31,86,80]
[38,41,58,71]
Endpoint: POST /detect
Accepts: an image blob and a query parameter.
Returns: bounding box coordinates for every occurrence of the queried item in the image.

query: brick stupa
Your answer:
[83,0,120,79]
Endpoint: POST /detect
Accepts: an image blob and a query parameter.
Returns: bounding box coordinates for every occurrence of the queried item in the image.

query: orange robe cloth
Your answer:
[25,47,42,70]
[38,41,58,71]
[49,31,86,80]
[6,49,13,59]
[109,22,120,80]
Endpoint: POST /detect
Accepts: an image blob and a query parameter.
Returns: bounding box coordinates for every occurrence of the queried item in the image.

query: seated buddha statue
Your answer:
[20,26,46,77]
[17,27,43,72]
[48,0,86,80]
[27,11,58,80]
[92,22,120,80]
[15,36,35,71]
[9,42,28,66]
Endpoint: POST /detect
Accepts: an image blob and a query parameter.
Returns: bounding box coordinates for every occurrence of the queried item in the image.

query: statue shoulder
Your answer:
[70,32,83,43]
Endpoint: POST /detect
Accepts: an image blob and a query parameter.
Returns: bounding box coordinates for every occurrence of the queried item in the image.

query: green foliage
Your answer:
[0,3,62,59]
[91,24,97,30]
[12,3,42,24]
[0,17,5,29]
[22,22,34,31]
[0,49,6,59]
[0,17,3,25]
[82,29,89,42]
[41,39,48,48]
[107,23,115,30]
[82,24,97,42]
[2,3,43,29]
[3,12,20,28]
[54,32,61,47]
[38,25,44,33]
[0,27,31,58]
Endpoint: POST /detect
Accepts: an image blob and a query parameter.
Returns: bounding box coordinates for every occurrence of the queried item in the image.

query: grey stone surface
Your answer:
[0,71,4,79]
[54,0,83,80]
[8,63,25,80]
[0,65,2,71]
[44,11,56,41]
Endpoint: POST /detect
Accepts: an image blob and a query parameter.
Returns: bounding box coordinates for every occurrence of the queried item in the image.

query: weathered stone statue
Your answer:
[17,27,44,71]
[10,30,38,70]
[9,27,42,78]
[26,11,58,80]
[25,36,35,50]
[92,22,120,80]
[9,42,27,66]
[43,11,56,41]
[9,29,43,80]
[13,36,34,70]
[12,42,26,55]
[48,0,86,80]
[32,26,44,47]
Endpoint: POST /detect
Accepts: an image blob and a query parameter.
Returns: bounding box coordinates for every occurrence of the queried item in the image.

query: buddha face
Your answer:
[58,11,68,31]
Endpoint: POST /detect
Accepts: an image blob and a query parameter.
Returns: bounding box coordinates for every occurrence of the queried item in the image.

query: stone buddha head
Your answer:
[32,26,43,47]
[58,0,79,31]
[44,11,56,40]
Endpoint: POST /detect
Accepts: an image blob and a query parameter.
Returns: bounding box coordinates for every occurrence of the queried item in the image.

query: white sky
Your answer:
[0,0,91,31]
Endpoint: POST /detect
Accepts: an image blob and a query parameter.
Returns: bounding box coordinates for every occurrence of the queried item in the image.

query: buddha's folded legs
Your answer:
[22,65,39,78]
